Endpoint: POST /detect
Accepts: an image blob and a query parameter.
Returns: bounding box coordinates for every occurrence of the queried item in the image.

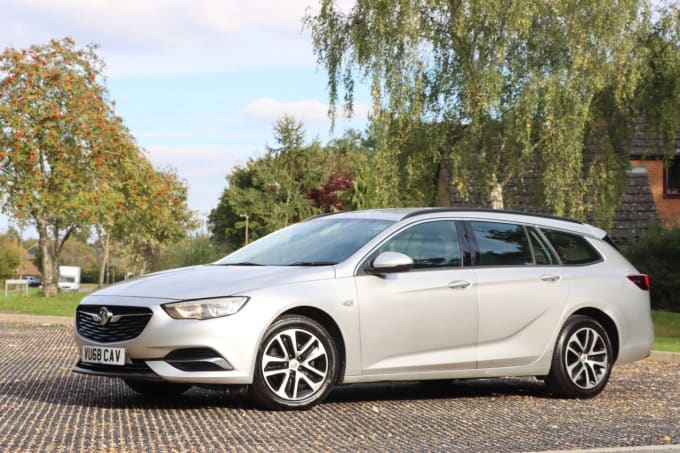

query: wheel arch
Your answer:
[571,307,620,362]
[279,306,347,384]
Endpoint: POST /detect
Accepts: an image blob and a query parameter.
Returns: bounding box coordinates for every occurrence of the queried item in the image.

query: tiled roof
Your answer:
[628,122,680,158]
[610,171,658,239]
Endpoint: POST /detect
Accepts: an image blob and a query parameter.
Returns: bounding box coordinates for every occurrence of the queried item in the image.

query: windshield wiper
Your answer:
[287,261,337,266]
[219,262,263,266]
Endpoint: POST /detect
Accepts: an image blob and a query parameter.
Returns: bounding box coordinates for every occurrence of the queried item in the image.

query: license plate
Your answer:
[82,345,126,366]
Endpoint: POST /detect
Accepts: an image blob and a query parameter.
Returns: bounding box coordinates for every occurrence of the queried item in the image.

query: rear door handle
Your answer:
[448,280,472,289]
[540,274,561,283]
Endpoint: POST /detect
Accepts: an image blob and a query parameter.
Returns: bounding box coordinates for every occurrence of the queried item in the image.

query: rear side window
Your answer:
[469,221,532,266]
[541,229,602,265]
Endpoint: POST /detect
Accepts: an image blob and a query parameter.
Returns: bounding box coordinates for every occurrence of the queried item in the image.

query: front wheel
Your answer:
[251,315,339,410]
[546,315,613,398]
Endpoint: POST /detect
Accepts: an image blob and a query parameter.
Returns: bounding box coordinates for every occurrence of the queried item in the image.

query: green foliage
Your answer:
[306,1,679,228]
[59,236,97,269]
[149,235,224,272]
[116,165,196,276]
[209,118,368,246]
[624,225,680,312]
[0,38,195,291]
[0,234,21,280]
[0,38,141,295]
[634,8,680,158]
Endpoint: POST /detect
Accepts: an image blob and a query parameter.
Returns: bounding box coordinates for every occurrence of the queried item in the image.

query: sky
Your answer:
[0,0,369,236]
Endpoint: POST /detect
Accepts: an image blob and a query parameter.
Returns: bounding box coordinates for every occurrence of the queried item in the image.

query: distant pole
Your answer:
[240,214,249,245]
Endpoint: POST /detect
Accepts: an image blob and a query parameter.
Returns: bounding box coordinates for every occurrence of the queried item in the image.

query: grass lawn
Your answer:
[2,288,679,352]
[651,310,680,353]
[0,287,85,317]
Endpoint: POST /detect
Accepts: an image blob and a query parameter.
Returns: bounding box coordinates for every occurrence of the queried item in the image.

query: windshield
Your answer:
[217,217,394,266]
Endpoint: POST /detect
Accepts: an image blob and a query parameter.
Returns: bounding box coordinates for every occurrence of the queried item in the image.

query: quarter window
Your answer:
[528,228,557,265]
[541,229,602,265]
[379,221,461,269]
[470,221,532,266]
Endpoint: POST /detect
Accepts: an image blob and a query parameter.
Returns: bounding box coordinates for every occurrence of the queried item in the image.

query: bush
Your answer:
[149,235,225,273]
[80,267,126,284]
[623,225,680,312]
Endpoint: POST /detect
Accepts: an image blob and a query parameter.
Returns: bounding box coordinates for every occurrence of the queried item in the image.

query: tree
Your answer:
[209,116,327,247]
[59,235,97,270]
[0,234,21,281]
[0,38,136,295]
[117,164,196,276]
[306,0,657,226]
[634,7,680,155]
[209,118,368,247]
[148,234,224,272]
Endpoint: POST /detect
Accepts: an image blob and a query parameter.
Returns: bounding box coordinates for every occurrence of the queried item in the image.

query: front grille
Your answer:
[77,305,153,343]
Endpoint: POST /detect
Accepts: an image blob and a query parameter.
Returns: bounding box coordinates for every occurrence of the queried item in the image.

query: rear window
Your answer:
[541,229,602,265]
[469,221,532,266]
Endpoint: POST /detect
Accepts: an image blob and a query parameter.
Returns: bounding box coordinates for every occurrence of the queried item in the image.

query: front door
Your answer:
[355,220,478,376]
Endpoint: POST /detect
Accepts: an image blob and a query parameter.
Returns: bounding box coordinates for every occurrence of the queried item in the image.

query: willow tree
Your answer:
[0,38,137,296]
[306,0,648,223]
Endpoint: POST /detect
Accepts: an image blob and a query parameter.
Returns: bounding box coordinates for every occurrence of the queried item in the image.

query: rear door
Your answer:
[468,221,569,369]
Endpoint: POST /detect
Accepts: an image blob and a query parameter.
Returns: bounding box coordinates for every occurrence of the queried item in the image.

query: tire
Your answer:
[124,379,191,397]
[546,315,613,398]
[251,315,339,410]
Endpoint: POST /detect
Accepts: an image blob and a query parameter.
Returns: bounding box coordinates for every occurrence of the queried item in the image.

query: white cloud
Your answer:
[145,144,259,176]
[240,98,329,126]
[144,144,263,213]
[239,97,370,127]
[0,0,326,75]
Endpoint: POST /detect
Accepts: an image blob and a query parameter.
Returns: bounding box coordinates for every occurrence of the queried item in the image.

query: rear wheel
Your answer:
[124,379,191,397]
[546,315,613,398]
[251,315,339,410]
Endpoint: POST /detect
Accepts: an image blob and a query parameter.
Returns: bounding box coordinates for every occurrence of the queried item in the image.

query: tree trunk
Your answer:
[98,234,110,288]
[489,180,504,210]
[36,219,59,297]
[436,148,452,207]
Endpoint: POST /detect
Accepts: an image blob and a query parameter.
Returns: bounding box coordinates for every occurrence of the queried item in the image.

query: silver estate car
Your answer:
[73,208,653,410]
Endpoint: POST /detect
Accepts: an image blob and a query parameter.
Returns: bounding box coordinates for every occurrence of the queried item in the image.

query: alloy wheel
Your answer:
[564,326,609,390]
[260,328,329,401]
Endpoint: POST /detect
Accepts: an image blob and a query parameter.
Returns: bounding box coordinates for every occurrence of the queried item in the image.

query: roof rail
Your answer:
[401,207,584,225]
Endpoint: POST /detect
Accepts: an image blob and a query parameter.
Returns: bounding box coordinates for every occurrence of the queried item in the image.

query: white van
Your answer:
[58,266,81,291]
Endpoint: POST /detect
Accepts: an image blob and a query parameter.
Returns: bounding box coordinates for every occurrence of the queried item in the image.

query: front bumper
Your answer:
[73,360,162,381]
[72,298,269,385]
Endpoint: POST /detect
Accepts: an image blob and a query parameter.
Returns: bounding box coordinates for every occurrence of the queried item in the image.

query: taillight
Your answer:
[627,274,650,291]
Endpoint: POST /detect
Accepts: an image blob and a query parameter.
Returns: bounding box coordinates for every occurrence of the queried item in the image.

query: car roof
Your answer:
[313,208,607,239]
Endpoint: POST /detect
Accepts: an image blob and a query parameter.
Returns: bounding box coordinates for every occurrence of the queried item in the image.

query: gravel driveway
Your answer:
[0,319,678,452]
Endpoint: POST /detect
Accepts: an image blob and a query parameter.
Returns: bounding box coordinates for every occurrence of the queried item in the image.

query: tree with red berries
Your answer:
[0,38,145,296]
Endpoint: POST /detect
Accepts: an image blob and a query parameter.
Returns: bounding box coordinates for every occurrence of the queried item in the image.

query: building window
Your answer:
[665,158,680,198]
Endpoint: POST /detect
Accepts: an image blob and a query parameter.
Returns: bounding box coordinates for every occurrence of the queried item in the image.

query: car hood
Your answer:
[87,265,336,301]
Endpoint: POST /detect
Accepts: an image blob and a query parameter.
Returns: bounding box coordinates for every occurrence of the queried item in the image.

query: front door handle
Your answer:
[540,274,561,283]
[448,280,472,289]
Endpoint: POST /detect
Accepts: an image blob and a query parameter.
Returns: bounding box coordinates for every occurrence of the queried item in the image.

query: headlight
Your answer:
[162,297,249,320]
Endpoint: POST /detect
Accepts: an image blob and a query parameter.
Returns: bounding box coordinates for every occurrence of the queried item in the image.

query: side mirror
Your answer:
[368,252,414,274]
